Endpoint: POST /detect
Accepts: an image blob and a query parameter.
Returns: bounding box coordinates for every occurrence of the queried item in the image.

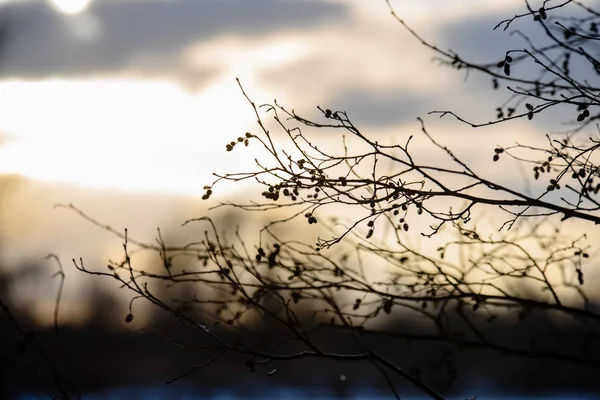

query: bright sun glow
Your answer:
[49,0,91,15]
[0,79,262,197]
[0,35,313,197]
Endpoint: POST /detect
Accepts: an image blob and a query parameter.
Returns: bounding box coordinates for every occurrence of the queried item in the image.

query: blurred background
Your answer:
[0,0,598,398]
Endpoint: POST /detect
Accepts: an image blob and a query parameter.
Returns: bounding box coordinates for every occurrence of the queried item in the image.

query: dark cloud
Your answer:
[434,11,598,131]
[326,86,429,128]
[0,0,349,88]
[438,4,593,64]
[436,15,521,63]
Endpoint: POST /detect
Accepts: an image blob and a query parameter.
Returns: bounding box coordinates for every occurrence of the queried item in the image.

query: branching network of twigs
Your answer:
[8,0,600,399]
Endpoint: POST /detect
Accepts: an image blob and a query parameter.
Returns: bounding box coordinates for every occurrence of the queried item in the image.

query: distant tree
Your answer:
[0,13,72,400]
[71,1,600,398]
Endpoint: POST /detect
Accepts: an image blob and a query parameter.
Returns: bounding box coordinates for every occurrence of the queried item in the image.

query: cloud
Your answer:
[0,0,350,88]
[433,11,597,131]
[326,86,429,128]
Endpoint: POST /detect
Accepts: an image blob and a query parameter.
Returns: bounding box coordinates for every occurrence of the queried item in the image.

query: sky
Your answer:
[3,0,593,320]
[2,1,600,397]
[0,0,524,196]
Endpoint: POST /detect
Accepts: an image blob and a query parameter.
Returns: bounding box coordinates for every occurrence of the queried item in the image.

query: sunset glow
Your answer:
[0,32,316,196]
[0,1,484,198]
[49,0,91,15]
[0,79,256,196]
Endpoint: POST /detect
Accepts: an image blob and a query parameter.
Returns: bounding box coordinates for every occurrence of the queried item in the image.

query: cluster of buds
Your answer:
[323,108,340,119]
[225,132,253,152]
[497,54,513,76]
[493,147,504,162]
[571,168,587,179]
[547,178,561,192]
[281,187,298,201]
[255,247,266,262]
[576,104,590,122]
[496,107,516,119]
[533,7,548,21]
[532,156,552,180]
[201,186,213,200]
[304,212,318,224]
[525,103,534,120]
[399,218,409,232]
[261,186,280,201]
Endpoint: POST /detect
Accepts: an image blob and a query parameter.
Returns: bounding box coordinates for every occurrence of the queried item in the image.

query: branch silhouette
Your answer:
[63,1,600,398]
